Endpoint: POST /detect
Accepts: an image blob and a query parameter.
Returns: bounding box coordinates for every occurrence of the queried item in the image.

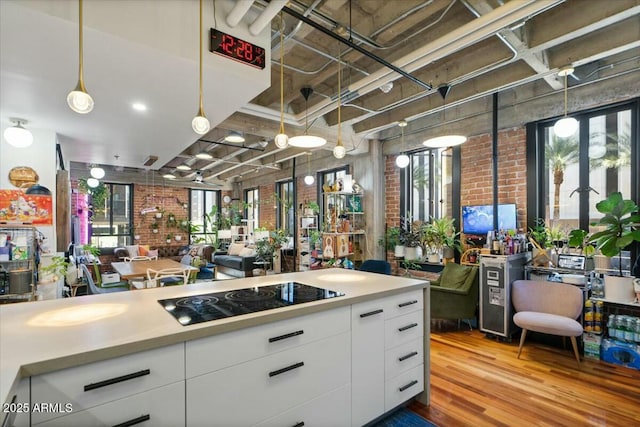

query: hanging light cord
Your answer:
[337,45,342,143]
[77,0,86,90]
[198,0,204,114]
[279,12,286,134]
[563,72,568,117]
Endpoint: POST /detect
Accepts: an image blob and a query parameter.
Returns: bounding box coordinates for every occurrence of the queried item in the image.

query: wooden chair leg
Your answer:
[517,329,528,359]
[570,336,581,366]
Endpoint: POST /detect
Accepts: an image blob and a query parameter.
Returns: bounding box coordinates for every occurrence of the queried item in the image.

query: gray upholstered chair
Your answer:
[511,279,584,365]
[359,259,392,275]
[80,264,128,295]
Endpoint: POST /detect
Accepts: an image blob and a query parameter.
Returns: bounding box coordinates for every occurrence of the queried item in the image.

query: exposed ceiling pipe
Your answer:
[226,1,255,27]
[250,0,287,36]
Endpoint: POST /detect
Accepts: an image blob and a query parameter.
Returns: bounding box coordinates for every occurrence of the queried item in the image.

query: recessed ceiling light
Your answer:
[195,151,213,160]
[176,164,192,171]
[132,103,147,111]
[163,173,176,180]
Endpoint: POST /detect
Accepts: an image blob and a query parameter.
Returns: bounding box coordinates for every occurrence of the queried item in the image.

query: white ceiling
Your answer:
[0,0,271,170]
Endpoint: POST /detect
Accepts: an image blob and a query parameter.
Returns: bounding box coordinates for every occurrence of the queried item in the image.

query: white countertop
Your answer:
[0,270,428,407]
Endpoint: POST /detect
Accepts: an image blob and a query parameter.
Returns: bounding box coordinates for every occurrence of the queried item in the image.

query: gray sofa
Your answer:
[213,251,257,277]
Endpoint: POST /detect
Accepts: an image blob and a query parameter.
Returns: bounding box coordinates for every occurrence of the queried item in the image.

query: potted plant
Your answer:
[166,213,177,228]
[175,234,182,242]
[303,200,320,216]
[38,255,70,300]
[150,222,159,234]
[403,220,423,261]
[165,233,173,244]
[155,207,163,219]
[309,230,321,251]
[588,192,640,303]
[384,226,404,258]
[528,218,552,266]
[431,217,460,261]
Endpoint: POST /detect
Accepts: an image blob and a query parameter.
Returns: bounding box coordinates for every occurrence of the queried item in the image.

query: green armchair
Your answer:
[430,263,479,324]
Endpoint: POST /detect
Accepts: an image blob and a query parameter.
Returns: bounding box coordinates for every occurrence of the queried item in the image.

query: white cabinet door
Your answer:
[384,310,423,350]
[186,306,349,378]
[253,384,350,427]
[33,381,185,427]
[31,343,184,424]
[385,337,423,381]
[187,332,350,427]
[385,364,424,411]
[384,290,423,319]
[351,298,386,427]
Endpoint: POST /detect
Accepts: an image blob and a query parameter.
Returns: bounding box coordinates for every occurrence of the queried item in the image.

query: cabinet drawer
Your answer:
[385,364,424,411]
[384,310,423,350]
[187,306,349,378]
[31,343,184,424]
[253,384,350,427]
[384,290,423,319]
[385,337,423,381]
[187,332,350,427]
[34,381,185,427]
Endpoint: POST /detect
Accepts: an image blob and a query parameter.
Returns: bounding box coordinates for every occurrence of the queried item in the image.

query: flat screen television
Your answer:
[462,203,517,235]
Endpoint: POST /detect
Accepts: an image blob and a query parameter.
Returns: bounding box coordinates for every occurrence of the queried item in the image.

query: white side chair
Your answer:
[146,267,190,287]
[124,255,158,262]
[512,279,584,365]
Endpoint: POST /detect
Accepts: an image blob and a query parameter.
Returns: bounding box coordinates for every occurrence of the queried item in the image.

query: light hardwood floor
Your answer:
[409,327,640,426]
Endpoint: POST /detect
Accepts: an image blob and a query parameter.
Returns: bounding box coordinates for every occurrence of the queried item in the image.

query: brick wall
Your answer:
[259,183,276,230]
[132,184,190,246]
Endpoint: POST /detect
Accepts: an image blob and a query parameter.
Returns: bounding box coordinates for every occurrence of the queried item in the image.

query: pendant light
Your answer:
[192,0,210,134]
[86,177,100,188]
[225,131,244,143]
[333,45,346,159]
[553,66,578,138]
[289,87,327,148]
[395,120,410,168]
[274,12,289,149]
[67,0,94,114]
[3,118,33,148]
[90,166,105,179]
[304,153,315,185]
[423,84,467,148]
[176,163,192,171]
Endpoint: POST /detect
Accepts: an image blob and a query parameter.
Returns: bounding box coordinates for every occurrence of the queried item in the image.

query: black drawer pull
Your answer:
[398,323,418,332]
[360,309,383,318]
[113,414,150,427]
[293,422,305,427]
[269,330,304,343]
[399,380,418,392]
[398,300,418,308]
[84,369,151,392]
[269,362,304,377]
[398,351,419,362]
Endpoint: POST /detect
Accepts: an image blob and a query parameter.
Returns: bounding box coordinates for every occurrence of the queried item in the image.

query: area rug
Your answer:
[371,408,437,427]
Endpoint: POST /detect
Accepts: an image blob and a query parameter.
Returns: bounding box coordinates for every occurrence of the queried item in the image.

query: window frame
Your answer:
[89,182,133,248]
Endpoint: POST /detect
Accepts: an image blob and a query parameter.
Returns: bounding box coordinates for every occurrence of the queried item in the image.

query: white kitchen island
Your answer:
[0,269,429,426]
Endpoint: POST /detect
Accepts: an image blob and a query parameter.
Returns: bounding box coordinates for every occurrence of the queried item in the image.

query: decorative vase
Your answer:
[404,246,422,261]
[394,245,405,258]
[175,235,182,241]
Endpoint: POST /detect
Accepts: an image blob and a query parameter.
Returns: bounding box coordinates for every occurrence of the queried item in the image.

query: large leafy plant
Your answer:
[588,192,640,276]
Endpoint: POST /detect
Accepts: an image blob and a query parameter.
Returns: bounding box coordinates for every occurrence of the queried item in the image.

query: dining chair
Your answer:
[80,264,128,295]
[146,267,190,287]
[124,255,158,262]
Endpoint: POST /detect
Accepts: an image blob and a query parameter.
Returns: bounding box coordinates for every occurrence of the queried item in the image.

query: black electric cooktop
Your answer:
[158,282,345,326]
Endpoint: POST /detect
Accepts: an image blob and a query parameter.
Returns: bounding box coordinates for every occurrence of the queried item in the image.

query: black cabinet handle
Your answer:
[84,369,151,392]
[269,330,304,343]
[360,309,383,318]
[398,351,418,362]
[269,362,304,377]
[399,380,418,392]
[398,323,418,332]
[113,414,150,427]
[293,422,305,427]
[398,300,418,308]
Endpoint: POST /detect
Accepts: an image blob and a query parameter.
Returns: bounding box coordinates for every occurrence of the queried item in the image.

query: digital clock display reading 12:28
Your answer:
[209,28,266,69]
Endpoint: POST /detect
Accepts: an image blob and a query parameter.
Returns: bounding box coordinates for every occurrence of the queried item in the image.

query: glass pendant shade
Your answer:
[289,135,327,148]
[86,178,100,188]
[395,154,410,168]
[304,175,315,185]
[553,117,578,138]
[423,134,467,148]
[333,141,346,159]
[274,133,288,149]
[90,166,105,179]
[192,113,210,135]
[3,121,33,148]
[67,88,94,114]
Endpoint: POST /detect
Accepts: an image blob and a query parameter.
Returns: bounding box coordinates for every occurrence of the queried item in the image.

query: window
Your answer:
[90,183,132,247]
[276,180,294,235]
[529,99,639,270]
[320,166,348,230]
[401,148,453,222]
[244,188,259,234]
[190,189,219,243]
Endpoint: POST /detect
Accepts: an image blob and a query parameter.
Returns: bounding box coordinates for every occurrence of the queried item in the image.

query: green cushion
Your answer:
[439,263,473,289]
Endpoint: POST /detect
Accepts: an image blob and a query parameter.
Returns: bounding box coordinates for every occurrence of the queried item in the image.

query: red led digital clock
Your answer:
[210,28,266,70]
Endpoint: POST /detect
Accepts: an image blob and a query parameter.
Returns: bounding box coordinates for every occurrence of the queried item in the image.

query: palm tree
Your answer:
[545,134,579,222]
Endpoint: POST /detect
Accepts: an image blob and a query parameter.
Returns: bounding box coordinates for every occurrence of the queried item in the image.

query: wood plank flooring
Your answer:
[409,326,640,426]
